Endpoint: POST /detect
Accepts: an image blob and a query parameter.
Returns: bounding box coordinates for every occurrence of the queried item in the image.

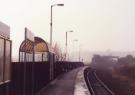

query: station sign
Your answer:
[0,21,10,39]
[25,27,34,42]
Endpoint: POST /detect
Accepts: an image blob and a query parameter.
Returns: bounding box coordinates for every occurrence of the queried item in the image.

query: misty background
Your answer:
[0,0,135,62]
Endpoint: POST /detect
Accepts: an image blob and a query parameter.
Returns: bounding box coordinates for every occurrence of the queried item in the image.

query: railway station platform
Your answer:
[36,67,90,95]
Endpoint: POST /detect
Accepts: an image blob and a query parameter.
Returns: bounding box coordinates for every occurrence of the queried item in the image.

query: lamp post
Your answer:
[50,3,64,46]
[79,44,81,62]
[65,30,73,61]
[50,3,64,80]
[73,39,78,61]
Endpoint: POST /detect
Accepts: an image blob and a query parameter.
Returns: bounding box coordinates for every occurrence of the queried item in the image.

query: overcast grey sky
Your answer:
[0,0,135,59]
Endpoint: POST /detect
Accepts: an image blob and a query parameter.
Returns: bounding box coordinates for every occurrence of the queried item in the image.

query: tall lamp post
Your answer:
[79,44,81,62]
[73,39,78,61]
[50,3,64,80]
[65,30,73,61]
[50,3,64,46]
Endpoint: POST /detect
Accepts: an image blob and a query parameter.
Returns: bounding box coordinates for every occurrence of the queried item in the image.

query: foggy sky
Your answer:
[0,0,135,60]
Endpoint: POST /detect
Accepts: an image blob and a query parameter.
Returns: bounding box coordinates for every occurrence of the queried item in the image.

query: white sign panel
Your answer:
[0,21,10,39]
[25,27,34,42]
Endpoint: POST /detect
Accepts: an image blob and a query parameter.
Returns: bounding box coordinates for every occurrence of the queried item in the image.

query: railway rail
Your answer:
[84,68,115,95]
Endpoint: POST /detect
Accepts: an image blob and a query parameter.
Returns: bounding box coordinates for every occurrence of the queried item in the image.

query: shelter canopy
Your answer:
[19,37,51,53]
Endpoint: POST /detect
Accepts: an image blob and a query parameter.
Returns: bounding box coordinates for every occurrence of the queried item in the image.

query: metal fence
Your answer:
[10,61,84,95]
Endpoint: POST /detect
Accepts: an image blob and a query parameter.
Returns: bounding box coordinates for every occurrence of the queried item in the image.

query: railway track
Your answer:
[84,68,115,95]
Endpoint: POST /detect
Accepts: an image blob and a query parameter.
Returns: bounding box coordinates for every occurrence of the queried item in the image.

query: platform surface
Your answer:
[37,68,82,95]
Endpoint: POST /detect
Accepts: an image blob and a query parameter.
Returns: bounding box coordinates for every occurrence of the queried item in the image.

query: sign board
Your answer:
[25,27,34,42]
[0,21,10,39]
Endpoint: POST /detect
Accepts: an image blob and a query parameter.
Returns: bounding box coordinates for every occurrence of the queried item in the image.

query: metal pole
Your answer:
[73,41,75,61]
[23,29,27,95]
[32,42,35,95]
[79,46,80,62]
[49,4,64,80]
[65,30,73,61]
[50,5,53,46]
[73,40,78,61]
[42,53,44,62]
[65,32,67,61]
[19,51,20,62]
[49,6,53,81]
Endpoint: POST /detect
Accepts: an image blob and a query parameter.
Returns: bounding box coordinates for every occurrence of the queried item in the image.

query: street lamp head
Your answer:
[57,4,64,6]
[69,30,73,32]
[74,39,78,42]
[67,30,73,33]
